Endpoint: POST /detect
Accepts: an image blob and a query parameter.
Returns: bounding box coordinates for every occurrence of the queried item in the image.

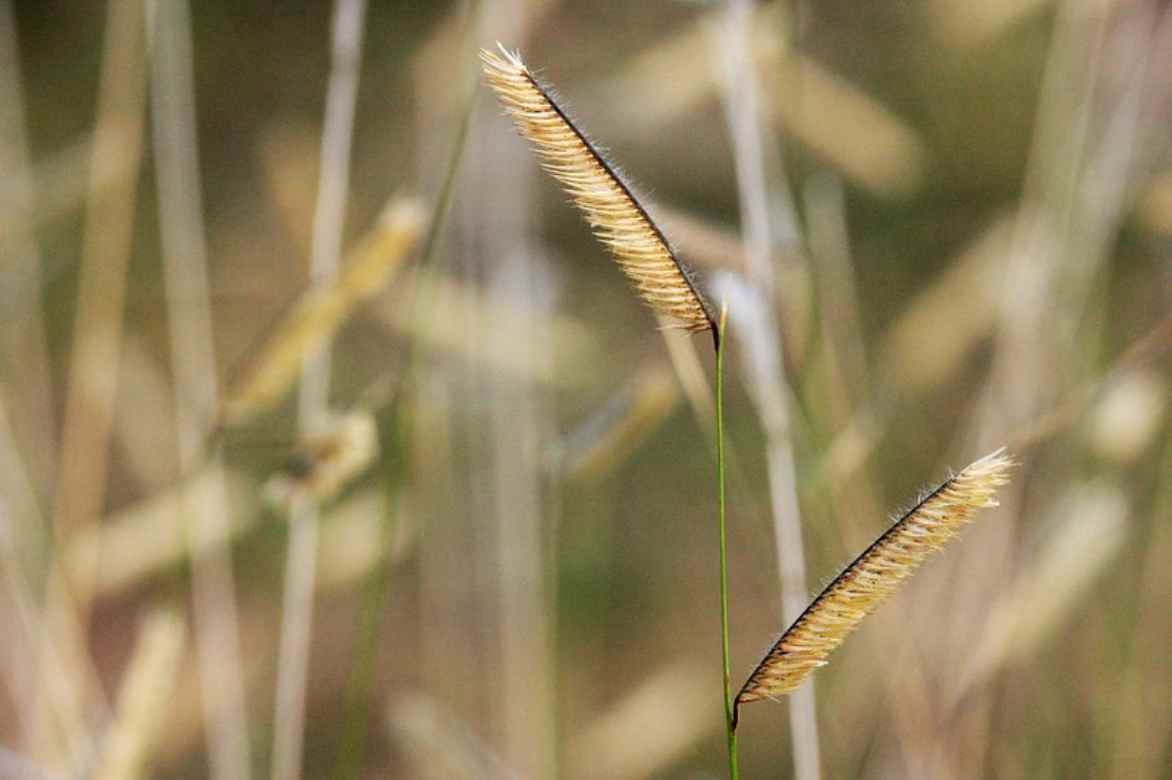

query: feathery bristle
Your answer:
[480,44,715,335]
[733,448,1014,724]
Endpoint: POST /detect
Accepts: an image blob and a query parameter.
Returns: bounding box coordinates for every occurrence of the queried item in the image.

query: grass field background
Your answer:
[1,1,1170,777]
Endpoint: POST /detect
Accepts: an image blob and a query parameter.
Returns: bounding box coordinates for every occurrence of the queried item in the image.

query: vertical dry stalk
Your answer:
[0,0,56,499]
[480,45,716,340]
[147,1,252,776]
[953,483,1128,704]
[0,401,91,764]
[271,2,366,779]
[409,9,480,750]
[735,450,1013,724]
[567,661,713,780]
[36,0,147,764]
[0,4,56,749]
[950,3,1152,774]
[387,695,518,780]
[92,610,186,780]
[219,197,425,426]
[49,0,147,599]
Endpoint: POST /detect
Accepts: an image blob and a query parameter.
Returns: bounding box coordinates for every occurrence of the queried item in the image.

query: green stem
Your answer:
[715,314,740,779]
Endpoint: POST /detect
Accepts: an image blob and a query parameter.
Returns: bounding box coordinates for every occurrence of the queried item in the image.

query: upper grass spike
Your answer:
[481,44,717,339]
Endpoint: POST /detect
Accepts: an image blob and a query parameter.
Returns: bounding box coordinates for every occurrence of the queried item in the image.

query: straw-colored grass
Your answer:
[480,45,716,337]
[735,449,1014,725]
[220,196,425,427]
[92,610,186,780]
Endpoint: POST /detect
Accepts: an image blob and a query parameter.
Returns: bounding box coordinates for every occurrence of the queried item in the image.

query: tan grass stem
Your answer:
[480,45,716,339]
[734,449,1014,725]
[92,610,186,780]
[271,3,367,779]
[36,0,147,763]
[220,196,425,427]
[0,400,92,765]
[148,1,252,774]
[0,0,56,497]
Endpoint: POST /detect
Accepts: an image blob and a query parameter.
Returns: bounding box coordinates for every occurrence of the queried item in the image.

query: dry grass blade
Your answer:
[219,196,425,426]
[480,45,716,338]
[734,449,1014,725]
[92,609,186,780]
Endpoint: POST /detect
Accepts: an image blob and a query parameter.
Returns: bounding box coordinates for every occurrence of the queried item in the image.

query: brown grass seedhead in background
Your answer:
[480,44,717,340]
[734,448,1015,728]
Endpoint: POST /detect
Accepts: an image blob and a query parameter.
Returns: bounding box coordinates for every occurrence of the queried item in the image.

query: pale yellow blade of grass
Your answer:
[219,196,425,426]
[734,449,1014,725]
[480,45,716,338]
[91,610,186,780]
[554,362,680,483]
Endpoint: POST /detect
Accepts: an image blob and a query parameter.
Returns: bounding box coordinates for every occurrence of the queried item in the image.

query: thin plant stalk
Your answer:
[0,0,54,752]
[0,0,56,501]
[35,0,146,763]
[147,1,252,776]
[271,2,366,779]
[715,306,739,780]
[410,5,482,740]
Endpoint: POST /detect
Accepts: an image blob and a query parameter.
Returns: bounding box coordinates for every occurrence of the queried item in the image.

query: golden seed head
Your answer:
[480,44,714,335]
[735,449,1015,713]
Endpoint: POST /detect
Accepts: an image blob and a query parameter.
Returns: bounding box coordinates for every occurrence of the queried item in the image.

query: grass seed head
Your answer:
[734,449,1015,724]
[480,44,715,336]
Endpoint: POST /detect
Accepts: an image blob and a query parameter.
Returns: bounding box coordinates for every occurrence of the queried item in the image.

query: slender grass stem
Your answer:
[715,306,739,780]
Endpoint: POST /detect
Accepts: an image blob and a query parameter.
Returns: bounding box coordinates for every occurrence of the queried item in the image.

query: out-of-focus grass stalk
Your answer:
[567,661,713,780]
[1110,441,1172,780]
[591,4,925,198]
[271,2,366,779]
[329,416,400,780]
[92,610,186,780]
[147,1,253,777]
[220,198,425,427]
[386,695,516,780]
[0,0,56,501]
[48,0,146,606]
[714,308,738,780]
[803,175,867,420]
[0,0,55,755]
[1056,4,1172,347]
[479,11,557,776]
[0,401,90,765]
[951,483,1128,704]
[409,3,481,744]
[945,2,1123,775]
[0,130,134,248]
[715,2,820,776]
[36,0,147,765]
[373,272,597,390]
[64,467,257,600]
[552,363,680,483]
[655,314,715,427]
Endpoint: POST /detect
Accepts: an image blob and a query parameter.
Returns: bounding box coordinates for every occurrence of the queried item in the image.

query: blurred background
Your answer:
[1,0,1170,778]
